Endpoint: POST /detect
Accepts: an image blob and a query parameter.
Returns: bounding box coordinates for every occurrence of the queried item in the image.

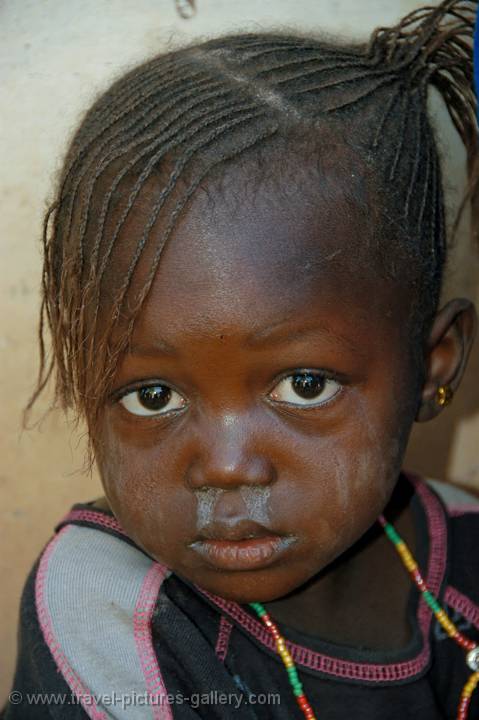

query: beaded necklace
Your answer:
[249,514,479,720]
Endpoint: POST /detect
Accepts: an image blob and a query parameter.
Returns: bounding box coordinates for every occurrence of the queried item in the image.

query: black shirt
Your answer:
[3,474,479,719]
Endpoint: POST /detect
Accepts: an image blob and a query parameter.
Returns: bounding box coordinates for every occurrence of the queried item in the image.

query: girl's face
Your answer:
[93,168,419,604]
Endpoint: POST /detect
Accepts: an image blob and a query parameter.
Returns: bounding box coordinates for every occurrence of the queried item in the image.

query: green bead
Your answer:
[422,590,438,611]
[249,602,266,616]
[384,523,402,545]
[287,668,302,688]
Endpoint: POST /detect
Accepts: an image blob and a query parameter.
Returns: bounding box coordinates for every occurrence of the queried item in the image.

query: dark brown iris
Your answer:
[138,385,171,411]
[292,372,325,399]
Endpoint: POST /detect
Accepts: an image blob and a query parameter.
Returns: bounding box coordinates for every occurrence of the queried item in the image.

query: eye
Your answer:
[268,370,341,408]
[118,384,187,417]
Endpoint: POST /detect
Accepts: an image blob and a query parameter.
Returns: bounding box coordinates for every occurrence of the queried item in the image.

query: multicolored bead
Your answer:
[250,515,478,720]
[380,515,478,719]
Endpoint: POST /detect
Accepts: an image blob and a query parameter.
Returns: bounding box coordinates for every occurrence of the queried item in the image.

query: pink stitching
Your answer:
[133,563,174,719]
[35,527,107,720]
[57,509,126,536]
[445,586,479,630]
[448,505,479,517]
[215,616,233,662]
[199,588,431,681]
[411,474,447,632]
[196,474,448,683]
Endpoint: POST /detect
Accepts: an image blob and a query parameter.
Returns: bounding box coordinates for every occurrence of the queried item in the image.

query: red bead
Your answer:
[457,696,470,720]
[455,634,475,651]
[412,570,426,590]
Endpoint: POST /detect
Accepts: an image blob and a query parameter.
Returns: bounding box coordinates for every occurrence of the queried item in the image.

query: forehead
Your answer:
[116,158,406,350]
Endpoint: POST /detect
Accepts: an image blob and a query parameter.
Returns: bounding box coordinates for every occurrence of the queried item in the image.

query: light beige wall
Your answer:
[1,0,478,699]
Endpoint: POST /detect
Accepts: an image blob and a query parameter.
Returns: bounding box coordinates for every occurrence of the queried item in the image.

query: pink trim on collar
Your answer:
[196,474,448,683]
[215,615,233,663]
[445,586,479,631]
[448,505,479,517]
[58,508,126,536]
[35,527,108,720]
[134,563,174,719]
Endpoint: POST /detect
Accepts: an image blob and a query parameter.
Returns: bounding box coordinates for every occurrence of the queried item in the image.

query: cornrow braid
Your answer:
[24,0,477,473]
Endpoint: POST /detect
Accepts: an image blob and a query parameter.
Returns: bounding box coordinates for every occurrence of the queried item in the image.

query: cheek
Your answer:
[284,404,404,561]
[93,423,192,555]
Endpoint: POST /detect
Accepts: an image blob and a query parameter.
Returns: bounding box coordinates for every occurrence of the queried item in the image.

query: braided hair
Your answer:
[25,0,478,471]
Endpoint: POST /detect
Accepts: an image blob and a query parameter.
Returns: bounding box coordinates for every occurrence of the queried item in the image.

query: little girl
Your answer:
[4,1,479,718]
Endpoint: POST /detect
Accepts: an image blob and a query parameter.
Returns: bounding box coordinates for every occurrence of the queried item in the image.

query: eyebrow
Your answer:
[128,318,360,357]
[244,318,360,354]
[128,338,178,357]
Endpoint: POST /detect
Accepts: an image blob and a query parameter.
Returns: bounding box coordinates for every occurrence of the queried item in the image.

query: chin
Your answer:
[185,567,307,605]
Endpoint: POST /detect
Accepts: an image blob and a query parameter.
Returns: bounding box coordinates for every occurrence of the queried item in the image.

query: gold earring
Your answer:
[436,385,453,407]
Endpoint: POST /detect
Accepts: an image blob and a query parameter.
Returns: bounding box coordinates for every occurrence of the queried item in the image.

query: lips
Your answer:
[189,519,297,571]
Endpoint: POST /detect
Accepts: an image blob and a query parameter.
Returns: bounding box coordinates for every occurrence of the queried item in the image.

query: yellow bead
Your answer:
[465,673,479,694]
[442,620,458,636]
[441,625,455,637]
[464,682,474,696]
[397,544,416,570]
[441,612,454,627]
[436,611,449,627]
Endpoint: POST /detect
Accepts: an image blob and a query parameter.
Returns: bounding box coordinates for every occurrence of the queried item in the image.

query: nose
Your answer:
[186,411,275,491]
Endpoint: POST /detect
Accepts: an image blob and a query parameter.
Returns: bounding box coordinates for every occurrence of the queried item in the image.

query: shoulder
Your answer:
[8,512,173,717]
[421,477,479,628]
[424,478,479,516]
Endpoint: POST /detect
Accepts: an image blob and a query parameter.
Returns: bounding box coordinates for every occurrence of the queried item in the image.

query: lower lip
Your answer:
[189,535,297,571]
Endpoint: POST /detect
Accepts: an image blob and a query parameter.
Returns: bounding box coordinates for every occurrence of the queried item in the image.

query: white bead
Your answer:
[466,647,479,671]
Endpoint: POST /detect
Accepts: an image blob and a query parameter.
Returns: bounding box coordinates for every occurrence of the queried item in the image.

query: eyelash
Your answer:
[114,370,343,419]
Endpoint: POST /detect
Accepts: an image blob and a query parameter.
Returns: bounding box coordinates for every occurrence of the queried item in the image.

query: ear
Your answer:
[416,298,477,422]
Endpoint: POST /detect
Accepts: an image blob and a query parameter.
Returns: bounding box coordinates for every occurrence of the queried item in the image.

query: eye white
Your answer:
[119,385,187,417]
[269,372,341,407]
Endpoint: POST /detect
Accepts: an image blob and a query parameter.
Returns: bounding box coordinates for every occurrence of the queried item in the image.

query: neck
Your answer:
[262,474,416,649]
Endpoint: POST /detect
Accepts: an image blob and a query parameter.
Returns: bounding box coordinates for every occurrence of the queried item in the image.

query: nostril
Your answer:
[185,448,276,491]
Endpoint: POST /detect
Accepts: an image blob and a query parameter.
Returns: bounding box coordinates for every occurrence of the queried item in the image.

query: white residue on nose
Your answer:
[194,484,272,529]
[239,485,271,524]
[195,487,225,529]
